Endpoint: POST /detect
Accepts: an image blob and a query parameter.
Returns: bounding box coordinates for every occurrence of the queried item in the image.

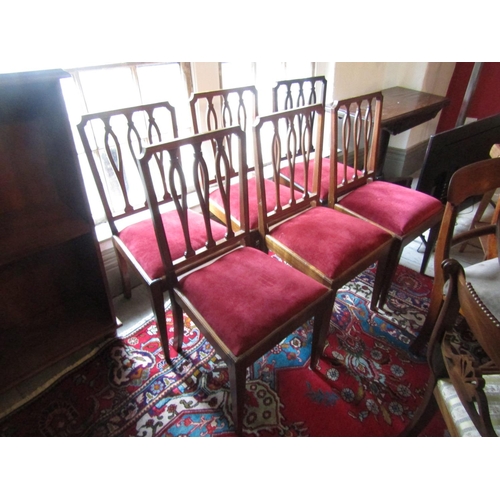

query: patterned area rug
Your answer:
[0,264,447,436]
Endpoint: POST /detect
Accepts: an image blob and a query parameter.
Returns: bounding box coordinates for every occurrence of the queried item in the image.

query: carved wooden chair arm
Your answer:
[441,331,498,436]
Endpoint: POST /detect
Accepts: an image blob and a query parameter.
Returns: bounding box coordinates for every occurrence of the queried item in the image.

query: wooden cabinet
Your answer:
[0,69,117,394]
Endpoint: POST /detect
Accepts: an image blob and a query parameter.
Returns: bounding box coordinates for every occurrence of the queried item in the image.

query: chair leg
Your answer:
[399,375,439,436]
[377,239,402,309]
[115,248,132,299]
[420,223,439,274]
[228,362,247,436]
[310,292,335,370]
[148,280,170,363]
[169,292,185,353]
[409,288,444,355]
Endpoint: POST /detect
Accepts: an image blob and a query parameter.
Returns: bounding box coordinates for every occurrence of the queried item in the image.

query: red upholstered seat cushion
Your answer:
[269,206,392,279]
[281,158,355,202]
[119,209,227,280]
[209,177,301,229]
[339,181,444,236]
[178,246,329,357]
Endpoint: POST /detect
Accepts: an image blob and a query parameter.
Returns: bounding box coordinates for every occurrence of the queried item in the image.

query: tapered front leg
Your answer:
[228,362,247,436]
[149,280,170,363]
[169,291,185,353]
[310,292,335,370]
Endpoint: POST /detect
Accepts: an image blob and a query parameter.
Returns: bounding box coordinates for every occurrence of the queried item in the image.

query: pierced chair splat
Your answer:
[77,102,226,361]
[190,85,293,241]
[271,76,333,196]
[253,103,396,364]
[137,125,335,436]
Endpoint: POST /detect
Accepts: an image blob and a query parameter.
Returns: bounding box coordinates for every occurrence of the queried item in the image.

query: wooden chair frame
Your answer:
[77,102,180,358]
[401,258,500,437]
[412,157,500,353]
[137,125,334,435]
[328,92,444,308]
[253,103,394,323]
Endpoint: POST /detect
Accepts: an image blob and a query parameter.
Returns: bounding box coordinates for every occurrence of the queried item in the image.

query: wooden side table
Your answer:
[376,87,450,180]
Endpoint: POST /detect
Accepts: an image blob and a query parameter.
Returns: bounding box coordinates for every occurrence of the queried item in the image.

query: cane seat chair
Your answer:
[77,102,227,359]
[190,86,296,240]
[412,157,500,354]
[253,103,395,361]
[326,92,444,308]
[137,125,334,436]
[401,258,500,437]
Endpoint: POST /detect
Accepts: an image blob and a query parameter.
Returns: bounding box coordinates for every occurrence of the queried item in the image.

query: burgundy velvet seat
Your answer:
[338,180,443,240]
[268,205,392,283]
[280,157,355,200]
[253,103,395,339]
[119,210,227,280]
[209,177,301,231]
[137,125,334,436]
[78,102,226,358]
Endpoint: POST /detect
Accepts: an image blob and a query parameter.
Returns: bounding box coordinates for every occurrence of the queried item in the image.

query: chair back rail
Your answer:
[272,76,327,111]
[138,125,250,279]
[77,101,178,233]
[253,104,325,236]
[272,76,327,159]
[329,91,383,204]
[190,86,258,173]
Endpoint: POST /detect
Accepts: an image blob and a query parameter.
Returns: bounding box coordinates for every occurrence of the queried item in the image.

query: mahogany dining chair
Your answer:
[78,102,227,359]
[327,92,445,309]
[189,86,297,247]
[253,103,396,364]
[137,124,335,435]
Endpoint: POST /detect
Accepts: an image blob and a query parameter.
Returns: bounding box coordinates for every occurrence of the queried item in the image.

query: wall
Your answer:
[436,62,500,133]
[326,62,455,177]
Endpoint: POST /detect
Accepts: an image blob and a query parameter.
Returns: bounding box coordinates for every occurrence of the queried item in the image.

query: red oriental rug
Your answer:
[0,264,447,437]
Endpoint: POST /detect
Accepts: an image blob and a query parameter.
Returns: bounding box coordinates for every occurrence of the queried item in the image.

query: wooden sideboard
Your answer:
[0,69,117,394]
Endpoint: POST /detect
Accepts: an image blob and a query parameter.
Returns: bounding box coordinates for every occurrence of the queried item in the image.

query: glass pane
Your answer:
[220,62,254,88]
[284,62,314,79]
[78,66,139,112]
[136,63,192,137]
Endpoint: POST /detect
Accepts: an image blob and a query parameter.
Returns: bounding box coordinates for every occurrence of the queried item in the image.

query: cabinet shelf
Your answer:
[0,202,90,267]
[0,297,116,393]
[0,69,116,395]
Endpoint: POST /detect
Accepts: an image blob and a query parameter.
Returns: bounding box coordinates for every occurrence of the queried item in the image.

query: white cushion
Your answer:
[464,258,500,321]
[436,374,500,436]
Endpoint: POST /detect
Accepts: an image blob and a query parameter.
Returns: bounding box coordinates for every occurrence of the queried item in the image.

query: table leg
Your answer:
[376,128,391,180]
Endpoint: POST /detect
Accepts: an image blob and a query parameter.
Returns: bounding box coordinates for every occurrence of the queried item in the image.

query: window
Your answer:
[61,61,320,240]
[220,62,317,113]
[61,62,191,236]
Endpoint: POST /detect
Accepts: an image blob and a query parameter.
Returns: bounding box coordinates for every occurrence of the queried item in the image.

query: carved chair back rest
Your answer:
[272,76,327,111]
[253,104,325,236]
[138,125,249,280]
[190,86,258,174]
[272,76,327,158]
[77,102,178,234]
[433,158,500,294]
[328,92,383,206]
